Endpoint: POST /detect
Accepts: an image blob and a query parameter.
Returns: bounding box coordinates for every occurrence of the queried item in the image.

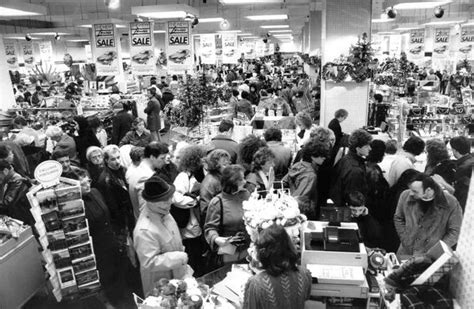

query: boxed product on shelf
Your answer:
[62,215,87,233]
[75,269,100,287]
[47,230,68,251]
[72,255,97,274]
[58,200,85,219]
[66,224,90,247]
[69,240,94,261]
[52,248,72,269]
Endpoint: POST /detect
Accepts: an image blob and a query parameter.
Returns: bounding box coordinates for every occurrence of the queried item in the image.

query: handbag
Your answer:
[170,205,190,228]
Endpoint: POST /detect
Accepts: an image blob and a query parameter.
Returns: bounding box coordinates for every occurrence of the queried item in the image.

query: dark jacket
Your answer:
[96,166,135,236]
[0,171,32,225]
[394,189,463,256]
[425,159,457,185]
[211,134,239,164]
[55,134,79,164]
[1,141,30,178]
[365,161,390,223]
[144,96,161,131]
[74,132,101,167]
[329,151,368,207]
[162,91,174,107]
[199,172,222,224]
[119,130,153,147]
[112,110,134,145]
[328,118,343,148]
[86,163,104,187]
[453,153,474,211]
[236,99,255,120]
[155,163,179,185]
[267,141,292,181]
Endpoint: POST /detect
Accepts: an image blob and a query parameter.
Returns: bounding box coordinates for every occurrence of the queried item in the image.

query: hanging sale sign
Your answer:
[166,21,193,74]
[255,41,265,58]
[3,40,19,70]
[432,27,450,59]
[389,35,401,57]
[222,33,238,64]
[92,23,120,76]
[244,41,256,60]
[20,41,35,67]
[407,29,425,61]
[38,40,53,63]
[215,34,223,64]
[268,43,275,55]
[200,34,216,65]
[458,26,474,60]
[129,21,155,75]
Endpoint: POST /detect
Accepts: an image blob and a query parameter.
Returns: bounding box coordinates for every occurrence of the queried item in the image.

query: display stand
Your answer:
[27,174,101,302]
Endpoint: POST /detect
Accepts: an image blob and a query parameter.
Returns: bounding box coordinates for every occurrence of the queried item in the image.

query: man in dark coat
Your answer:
[263,128,292,181]
[328,109,348,158]
[144,87,162,141]
[0,142,30,178]
[210,119,239,164]
[450,136,474,211]
[78,169,142,307]
[111,102,134,145]
[330,129,373,207]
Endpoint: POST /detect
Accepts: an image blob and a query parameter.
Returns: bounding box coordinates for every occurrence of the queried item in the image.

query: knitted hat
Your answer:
[142,175,175,202]
[86,146,103,161]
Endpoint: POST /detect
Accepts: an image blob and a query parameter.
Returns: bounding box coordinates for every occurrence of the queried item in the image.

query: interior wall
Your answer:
[0,35,16,110]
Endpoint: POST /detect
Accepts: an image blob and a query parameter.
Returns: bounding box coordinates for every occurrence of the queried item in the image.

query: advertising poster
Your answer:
[3,40,19,70]
[389,35,401,57]
[20,41,35,67]
[38,41,53,63]
[166,21,193,74]
[200,34,216,65]
[268,43,275,55]
[222,33,238,64]
[432,27,450,59]
[92,23,120,76]
[215,34,223,64]
[129,21,155,75]
[244,41,256,60]
[407,29,425,61]
[255,40,265,58]
[459,26,474,60]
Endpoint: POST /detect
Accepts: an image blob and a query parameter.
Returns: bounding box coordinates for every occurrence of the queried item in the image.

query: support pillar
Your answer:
[320,0,372,132]
[0,36,16,111]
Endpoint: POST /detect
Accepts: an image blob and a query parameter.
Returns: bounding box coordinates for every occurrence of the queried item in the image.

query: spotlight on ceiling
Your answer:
[220,19,230,30]
[434,7,444,18]
[263,38,268,43]
[191,17,199,28]
[386,7,397,19]
[55,32,60,40]
[25,33,32,41]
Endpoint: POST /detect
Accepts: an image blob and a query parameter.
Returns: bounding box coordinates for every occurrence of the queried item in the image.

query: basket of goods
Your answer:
[135,278,209,309]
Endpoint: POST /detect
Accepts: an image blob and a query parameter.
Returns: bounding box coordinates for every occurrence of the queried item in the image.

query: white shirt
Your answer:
[127,159,155,219]
[378,154,397,183]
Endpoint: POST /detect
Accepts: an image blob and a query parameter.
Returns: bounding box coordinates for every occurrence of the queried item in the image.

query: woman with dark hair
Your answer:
[88,116,107,148]
[238,135,267,174]
[295,111,313,148]
[200,149,231,223]
[172,145,206,275]
[248,84,260,106]
[204,165,250,267]
[365,140,390,223]
[424,139,456,187]
[74,115,101,167]
[243,224,312,309]
[118,118,153,148]
[245,147,275,197]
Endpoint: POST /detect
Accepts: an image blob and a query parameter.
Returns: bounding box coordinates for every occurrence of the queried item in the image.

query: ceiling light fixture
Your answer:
[217,30,242,33]
[66,38,90,42]
[268,29,292,33]
[220,0,283,4]
[131,4,198,19]
[153,30,166,33]
[393,1,452,10]
[434,6,444,18]
[199,17,224,23]
[372,18,395,23]
[260,25,289,29]
[385,7,397,19]
[0,3,47,16]
[54,33,61,41]
[220,19,230,30]
[105,0,120,10]
[237,33,253,36]
[25,34,32,41]
[246,14,288,21]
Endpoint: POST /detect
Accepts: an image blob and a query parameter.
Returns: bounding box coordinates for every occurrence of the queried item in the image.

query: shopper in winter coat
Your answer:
[248,84,260,106]
[200,149,231,223]
[237,91,255,120]
[119,118,153,148]
[245,147,275,198]
[330,129,373,207]
[134,176,191,297]
[144,87,162,141]
[263,128,293,182]
[283,140,329,219]
[424,139,456,187]
[388,136,425,187]
[85,146,104,187]
[111,102,134,145]
[0,142,30,178]
[210,120,239,164]
[450,136,474,211]
[73,116,101,167]
[46,125,79,165]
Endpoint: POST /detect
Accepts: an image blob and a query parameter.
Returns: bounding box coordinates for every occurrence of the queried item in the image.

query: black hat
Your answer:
[142,175,175,202]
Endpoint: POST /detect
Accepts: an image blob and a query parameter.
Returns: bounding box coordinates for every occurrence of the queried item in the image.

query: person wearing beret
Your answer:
[133,175,192,296]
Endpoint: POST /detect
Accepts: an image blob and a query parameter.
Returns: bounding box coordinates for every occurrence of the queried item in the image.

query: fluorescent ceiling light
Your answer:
[67,38,90,42]
[273,34,293,37]
[4,35,40,40]
[260,25,289,29]
[78,24,126,28]
[33,32,71,36]
[220,0,283,4]
[217,30,242,33]
[375,31,397,35]
[132,4,198,19]
[0,3,47,16]
[246,14,288,21]
[393,1,452,10]
[241,36,260,39]
[199,17,224,23]
[463,20,474,27]
[393,26,423,31]
[153,30,166,33]
[269,29,292,33]
[372,19,395,23]
[423,19,465,26]
[237,33,253,36]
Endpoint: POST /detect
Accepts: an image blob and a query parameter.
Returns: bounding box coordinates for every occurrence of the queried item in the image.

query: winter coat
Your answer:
[144,97,161,132]
[394,189,463,256]
[119,130,153,148]
[0,170,32,225]
[0,141,30,178]
[210,134,239,164]
[74,132,101,167]
[237,99,255,120]
[329,151,369,207]
[267,141,292,181]
[283,161,317,218]
[55,134,79,164]
[111,110,134,145]
[133,206,190,297]
[453,153,474,211]
[199,173,222,223]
